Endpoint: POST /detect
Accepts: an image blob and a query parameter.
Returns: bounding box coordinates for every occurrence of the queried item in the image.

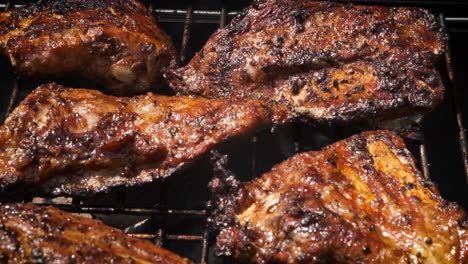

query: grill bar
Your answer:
[130,233,203,241]
[5,79,18,115]
[446,17,468,22]
[251,136,258,177]
[200,231,210,264]
[180,4,193,64]
[293,124,301,153]
[154,229,163,247]
[419,144,431,179]
[3,1,12,11]
[440,14,468,183]
[220,7,227,28]
[33,204,206,216]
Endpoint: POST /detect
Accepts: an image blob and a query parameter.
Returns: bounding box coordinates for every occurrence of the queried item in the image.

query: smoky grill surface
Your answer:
[0,1,467,264]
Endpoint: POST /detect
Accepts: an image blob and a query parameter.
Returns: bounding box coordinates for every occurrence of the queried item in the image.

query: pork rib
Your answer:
[211,130,467,263]
[168,0,446,123]
[0,83,288,195]
[0,0,177,95]
[0,203,191,263]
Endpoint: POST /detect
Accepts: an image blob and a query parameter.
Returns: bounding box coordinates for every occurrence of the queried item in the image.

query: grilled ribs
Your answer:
[0,0,177,95]
[211,130,468,263]
[168,0,446,123]
[0,203,191,263]
[0,83,287,195]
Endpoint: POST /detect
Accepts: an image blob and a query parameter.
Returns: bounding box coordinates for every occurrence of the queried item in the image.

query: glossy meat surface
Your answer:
[168,0,446,122]
[0,83,287,195]
[0,0,177,95]
[211,131,468,263]
[0,203,191,263]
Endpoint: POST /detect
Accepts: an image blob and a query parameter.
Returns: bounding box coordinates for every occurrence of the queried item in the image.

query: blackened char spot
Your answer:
[425,237,432,245]
[30,247,45,263]
[351,85,365,93]
[227,15,249,35]
[326,158,336,166]
[362,245,371,254]
[332,80,339,90]
[458,218,468,229]
[290,5,309,33]
[290,76,306,95]
[313,70,328,85]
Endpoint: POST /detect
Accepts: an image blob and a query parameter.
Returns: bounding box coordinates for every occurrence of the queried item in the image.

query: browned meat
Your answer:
[0,0,177,95]
[0,203,191,263]
[0,83,288,195]
[167,0,446,123]
[211,130,468,263]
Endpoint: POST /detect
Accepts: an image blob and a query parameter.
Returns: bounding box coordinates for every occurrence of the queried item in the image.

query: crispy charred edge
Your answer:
[258,99,297,126]
[40,161,181,197]
[228,0,447,56]
[208,151,241,222]
[207,152,243,257]
[210,130,468,262]
[0,203,193,263]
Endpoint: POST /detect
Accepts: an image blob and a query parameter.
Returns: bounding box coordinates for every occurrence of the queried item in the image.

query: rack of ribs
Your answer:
[0,83,289,196]
[0,203,191,263]
[0,0,177,95]
[168,0,446,123]
[210,130,467,263]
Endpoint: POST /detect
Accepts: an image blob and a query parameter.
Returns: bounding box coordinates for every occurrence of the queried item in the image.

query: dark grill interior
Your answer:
[0,1,467,263]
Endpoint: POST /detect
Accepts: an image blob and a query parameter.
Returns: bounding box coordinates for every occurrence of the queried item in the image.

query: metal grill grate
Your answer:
[0,1,467,263]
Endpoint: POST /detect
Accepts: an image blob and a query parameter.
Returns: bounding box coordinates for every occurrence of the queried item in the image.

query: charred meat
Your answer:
[211,130,467,263]
[0,83,288,195]
[168,0,446,123]
[0,0,177,95]
[0,203,191,263]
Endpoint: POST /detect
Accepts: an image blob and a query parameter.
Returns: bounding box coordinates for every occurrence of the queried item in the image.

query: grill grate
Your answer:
[1,1,467,263]
[440,13,468,183]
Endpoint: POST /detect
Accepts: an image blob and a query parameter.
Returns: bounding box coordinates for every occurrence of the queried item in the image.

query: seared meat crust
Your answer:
[211,131,467,263]
[0,83,287,195]
[0,0,177,95]
[168,0,446,122]
[0,203,191,263]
